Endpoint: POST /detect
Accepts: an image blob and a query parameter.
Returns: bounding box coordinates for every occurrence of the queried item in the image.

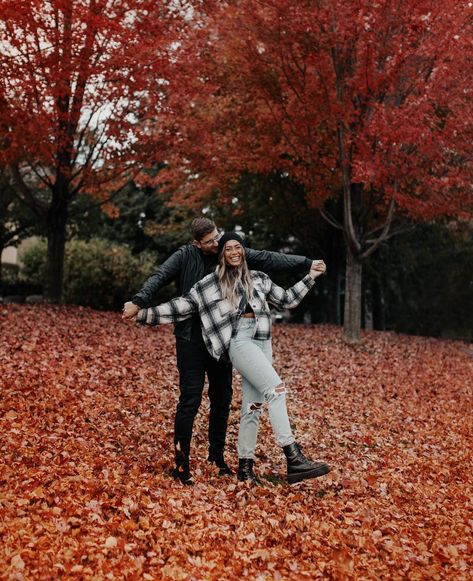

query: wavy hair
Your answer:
[216,249,253,309]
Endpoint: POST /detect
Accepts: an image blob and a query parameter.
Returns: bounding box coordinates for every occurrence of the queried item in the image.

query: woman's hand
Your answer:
[309,260,326,279]
[122,301,140,320]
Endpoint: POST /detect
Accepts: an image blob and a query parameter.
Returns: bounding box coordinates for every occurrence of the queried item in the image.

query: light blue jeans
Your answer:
[228,318,295,459]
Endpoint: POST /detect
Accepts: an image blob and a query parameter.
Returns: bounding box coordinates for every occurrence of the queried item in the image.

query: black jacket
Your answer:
[132,244,312,340]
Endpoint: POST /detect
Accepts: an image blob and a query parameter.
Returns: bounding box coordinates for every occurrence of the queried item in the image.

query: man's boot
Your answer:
[208,452,234,476]
[172,449,194,485]
[283,442,330,484]
[237,458,260,485]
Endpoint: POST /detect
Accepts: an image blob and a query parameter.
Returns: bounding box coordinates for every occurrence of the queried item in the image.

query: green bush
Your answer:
[19,238,157,310]
[1,262,20,285]
[20,239,48,287]
[0,261,43,297]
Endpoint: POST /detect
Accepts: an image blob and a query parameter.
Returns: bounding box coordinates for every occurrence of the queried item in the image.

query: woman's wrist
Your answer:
[136,308,146,323]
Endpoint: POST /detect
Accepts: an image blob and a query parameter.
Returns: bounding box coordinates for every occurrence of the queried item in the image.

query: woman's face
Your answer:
[223,240,244,267]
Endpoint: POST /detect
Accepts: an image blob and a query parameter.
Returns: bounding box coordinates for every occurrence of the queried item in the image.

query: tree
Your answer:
[0,170,39,283]
[153,0,473,341]
[0,0,183,301]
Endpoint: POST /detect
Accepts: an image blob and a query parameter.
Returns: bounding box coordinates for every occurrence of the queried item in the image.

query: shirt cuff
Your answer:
[302,274,316,289]
[136,308,147,324]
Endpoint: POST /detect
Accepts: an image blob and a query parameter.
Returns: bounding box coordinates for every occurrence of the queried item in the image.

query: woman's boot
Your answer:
[237,458,260,485]
[283,443,330,483]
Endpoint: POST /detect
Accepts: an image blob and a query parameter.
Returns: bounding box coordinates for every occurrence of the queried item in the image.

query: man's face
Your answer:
[195,228,221,255]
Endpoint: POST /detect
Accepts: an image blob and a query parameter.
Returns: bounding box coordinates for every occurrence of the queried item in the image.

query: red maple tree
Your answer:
[0,0,182,301]
[152,0,473,341]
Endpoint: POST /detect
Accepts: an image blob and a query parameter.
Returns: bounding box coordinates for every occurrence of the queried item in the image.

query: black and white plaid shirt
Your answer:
[137,271,316,360]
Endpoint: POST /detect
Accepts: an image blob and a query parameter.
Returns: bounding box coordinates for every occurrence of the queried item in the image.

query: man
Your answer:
[123,216,320,485]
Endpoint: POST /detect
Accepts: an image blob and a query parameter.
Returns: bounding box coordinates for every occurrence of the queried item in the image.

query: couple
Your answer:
[123,217,330,485]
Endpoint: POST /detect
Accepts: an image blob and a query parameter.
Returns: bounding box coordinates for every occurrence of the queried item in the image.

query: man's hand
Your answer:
[309,259,327,279]
[122,301,140,320]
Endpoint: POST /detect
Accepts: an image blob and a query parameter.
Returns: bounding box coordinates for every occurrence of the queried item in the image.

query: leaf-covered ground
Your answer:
[1,305,472,580]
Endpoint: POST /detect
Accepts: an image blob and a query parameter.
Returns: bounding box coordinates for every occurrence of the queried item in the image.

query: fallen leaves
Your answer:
[0,304,472,579]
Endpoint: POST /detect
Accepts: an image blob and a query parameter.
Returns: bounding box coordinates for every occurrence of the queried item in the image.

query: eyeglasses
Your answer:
[200,233,221,247]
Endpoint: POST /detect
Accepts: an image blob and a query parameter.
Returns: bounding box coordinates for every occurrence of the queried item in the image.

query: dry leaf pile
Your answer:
[1,305,472,579]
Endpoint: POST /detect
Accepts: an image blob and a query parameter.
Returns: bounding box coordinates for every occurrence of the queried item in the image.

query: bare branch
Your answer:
[320,207,343,230]
[9,165,48,218]
[360,195,396,260]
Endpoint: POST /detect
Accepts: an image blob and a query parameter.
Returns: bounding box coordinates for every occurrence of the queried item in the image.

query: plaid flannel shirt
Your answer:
[137,271,316,361]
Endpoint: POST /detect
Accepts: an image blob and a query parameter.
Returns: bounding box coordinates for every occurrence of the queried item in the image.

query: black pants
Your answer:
[174,334,233,464]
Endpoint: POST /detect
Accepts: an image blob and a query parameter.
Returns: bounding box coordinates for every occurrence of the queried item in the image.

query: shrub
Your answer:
[0,259,42,297]
[19,239,48,287]
[1,262,20,285]
[19,238,157,310]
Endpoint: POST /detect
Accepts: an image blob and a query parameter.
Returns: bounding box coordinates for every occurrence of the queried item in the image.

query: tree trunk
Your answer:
[334,266,342,325]
[343,248,363,342]
[45,197,68,302]
[0,244,3,284]
[364,288,373,330]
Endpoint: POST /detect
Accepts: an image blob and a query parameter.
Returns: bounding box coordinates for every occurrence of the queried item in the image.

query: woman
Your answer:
[136,232,330,484]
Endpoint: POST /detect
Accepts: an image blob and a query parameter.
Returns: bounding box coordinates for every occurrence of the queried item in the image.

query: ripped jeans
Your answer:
[228,318,295,459]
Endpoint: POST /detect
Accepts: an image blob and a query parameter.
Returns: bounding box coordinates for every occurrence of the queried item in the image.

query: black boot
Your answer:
[172,450,194,485]
[237,458,260,485]
[208,452,234,476]
[283,443,330,484]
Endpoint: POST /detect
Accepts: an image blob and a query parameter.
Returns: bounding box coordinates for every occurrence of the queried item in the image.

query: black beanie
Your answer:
[217,231,245,255]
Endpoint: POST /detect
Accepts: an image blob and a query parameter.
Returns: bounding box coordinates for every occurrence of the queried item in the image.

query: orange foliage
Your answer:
[1,305,472,579]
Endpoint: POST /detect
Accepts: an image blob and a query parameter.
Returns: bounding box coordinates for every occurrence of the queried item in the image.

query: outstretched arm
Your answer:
[135,290,199,326]
[245,247,312,274]
[265,261,326,308]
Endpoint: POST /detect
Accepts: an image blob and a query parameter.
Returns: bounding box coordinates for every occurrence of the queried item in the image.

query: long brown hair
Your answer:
[216,249,253,309]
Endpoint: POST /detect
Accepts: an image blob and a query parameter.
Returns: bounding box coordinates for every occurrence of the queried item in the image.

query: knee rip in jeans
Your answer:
[264,383,286,403]
[248,402,263,414]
